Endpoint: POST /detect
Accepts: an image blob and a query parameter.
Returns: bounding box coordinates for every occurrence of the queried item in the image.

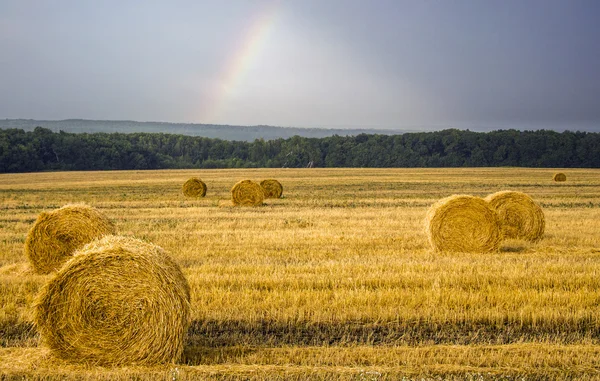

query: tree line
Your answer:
[1,127,599,173]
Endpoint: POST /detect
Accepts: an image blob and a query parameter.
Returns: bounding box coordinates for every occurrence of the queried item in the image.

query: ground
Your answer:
[1,168,599,380]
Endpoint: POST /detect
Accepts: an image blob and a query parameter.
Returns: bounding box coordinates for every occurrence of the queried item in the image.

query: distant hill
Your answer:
[0,119,405,141]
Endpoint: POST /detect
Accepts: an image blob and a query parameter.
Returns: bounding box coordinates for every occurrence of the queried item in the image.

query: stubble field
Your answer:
[1,168,600,380]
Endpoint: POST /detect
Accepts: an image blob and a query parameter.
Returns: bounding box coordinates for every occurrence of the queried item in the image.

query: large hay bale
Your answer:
[553,173,567,182]
[425,195,502,253]
[182,177,207,197]
[33,235,191,366]
[25,204,115,274]
[231,180,264,206]
[260,179,283,199]
[485,190,545,242]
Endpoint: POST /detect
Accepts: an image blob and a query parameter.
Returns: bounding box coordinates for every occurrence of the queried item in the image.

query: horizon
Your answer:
[2,117,598,134]
[1,1,599,132]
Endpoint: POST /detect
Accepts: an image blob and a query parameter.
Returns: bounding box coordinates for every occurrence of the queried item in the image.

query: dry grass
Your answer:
[3,344,600,380]
[1,167,600,378]
[24,203,115,274]
[33,235,191,366]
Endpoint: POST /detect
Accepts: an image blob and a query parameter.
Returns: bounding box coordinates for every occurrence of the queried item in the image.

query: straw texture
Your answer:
[425,195,502,253]
[25,204,115,274]
[231,180,264,206]
[260,179,283,199]
[33,235,191,366]
[182,177,207,197]
[485,190,545,242]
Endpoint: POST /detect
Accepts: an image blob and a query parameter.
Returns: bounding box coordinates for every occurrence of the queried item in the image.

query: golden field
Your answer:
[1,167,600,380]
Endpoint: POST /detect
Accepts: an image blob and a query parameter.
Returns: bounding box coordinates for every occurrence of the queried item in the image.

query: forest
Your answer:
[1,127,599,172]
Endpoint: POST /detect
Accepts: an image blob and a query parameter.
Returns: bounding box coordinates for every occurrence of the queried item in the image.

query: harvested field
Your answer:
[1,168,600,379]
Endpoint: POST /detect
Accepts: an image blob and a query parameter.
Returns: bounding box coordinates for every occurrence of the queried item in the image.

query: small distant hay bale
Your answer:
[33,235,191,366]
[425,195,502,253]
[25,204,115,274]
[553,173,567,182]
[231,180,264,206]
[485,190,545,242]
[182,177,207,197]
[260,179,283,199]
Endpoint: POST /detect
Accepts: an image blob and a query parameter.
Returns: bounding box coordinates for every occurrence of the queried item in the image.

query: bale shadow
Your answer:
[0,322,38,347]
[500,239,533,253]
[182,345,258,366]
[500,245,527,253]
[185,318,600,352]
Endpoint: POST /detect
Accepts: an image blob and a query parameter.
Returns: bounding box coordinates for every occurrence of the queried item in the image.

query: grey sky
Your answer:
[1,0,599,131]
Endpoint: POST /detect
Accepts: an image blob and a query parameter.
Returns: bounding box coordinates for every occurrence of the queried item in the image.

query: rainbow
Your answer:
[199,2,280,123]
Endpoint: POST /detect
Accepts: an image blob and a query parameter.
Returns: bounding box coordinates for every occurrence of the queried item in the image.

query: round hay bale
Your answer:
[182,177,207,197]
[25,204,115,274]
[231,180,264,206]
[33,235,191,366]
[553,173,567,182]
[485,190,545,242]
[260,179,283,199]
[425,195,502,253]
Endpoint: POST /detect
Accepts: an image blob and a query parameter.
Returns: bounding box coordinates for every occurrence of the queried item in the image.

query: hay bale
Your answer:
[425,195,502,253]
[231,180,264,206]
[260,179,283,199]
[33,235,191,366]
[485,190,545,242]
[553,173,567,182]
[182,177,207,197]
[25,204,115,274]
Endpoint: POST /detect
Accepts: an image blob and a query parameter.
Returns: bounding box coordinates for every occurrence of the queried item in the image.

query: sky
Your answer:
[0,0,599,131]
